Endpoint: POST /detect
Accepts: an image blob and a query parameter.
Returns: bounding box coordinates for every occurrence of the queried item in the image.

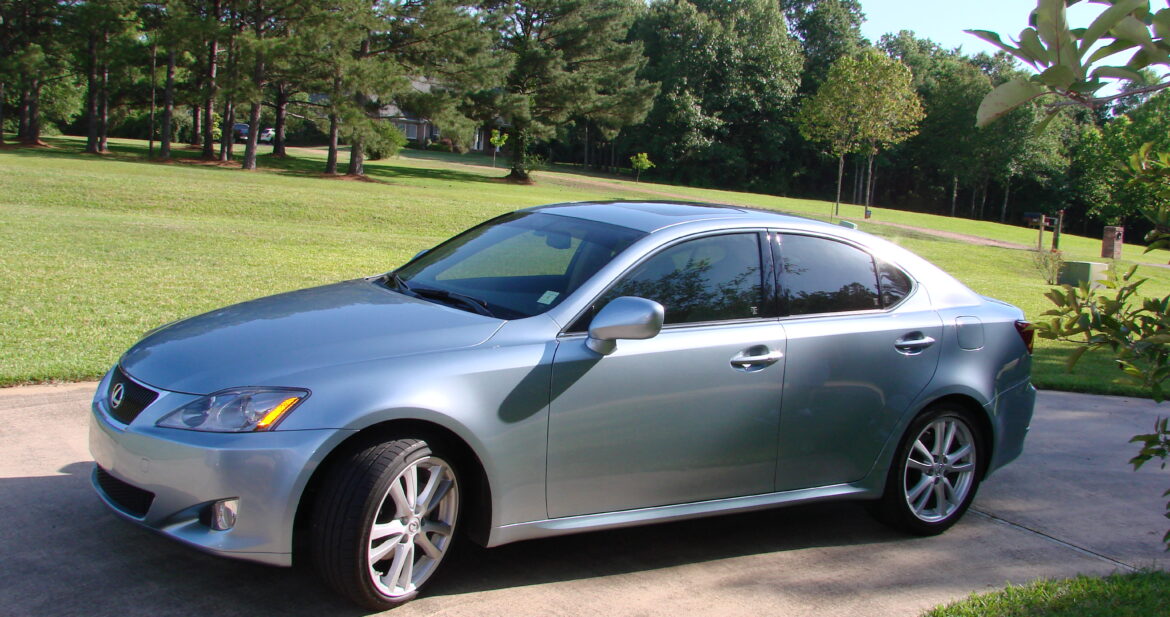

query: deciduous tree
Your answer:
[798,49,923,214]
[630,0,802,192]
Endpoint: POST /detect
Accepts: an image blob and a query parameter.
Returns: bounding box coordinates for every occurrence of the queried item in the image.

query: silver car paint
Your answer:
[547,319,786,517]
[120,280,505,394]
[90,201,1034,566]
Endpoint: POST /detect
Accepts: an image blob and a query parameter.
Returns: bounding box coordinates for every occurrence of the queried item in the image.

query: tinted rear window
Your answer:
[777,234,880,315]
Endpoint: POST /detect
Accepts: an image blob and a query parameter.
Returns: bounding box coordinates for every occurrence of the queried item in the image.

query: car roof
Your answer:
[528,200,830,233]
[526,200,985,310]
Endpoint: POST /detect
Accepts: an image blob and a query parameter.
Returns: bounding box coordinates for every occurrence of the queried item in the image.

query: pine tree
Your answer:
[490,0,657,182]
[4,0,69,145]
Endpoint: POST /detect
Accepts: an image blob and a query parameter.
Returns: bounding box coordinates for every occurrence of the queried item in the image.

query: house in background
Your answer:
[376,78,489,152]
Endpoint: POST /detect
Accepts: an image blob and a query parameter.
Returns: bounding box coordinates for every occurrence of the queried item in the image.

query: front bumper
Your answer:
[88,369,351,566]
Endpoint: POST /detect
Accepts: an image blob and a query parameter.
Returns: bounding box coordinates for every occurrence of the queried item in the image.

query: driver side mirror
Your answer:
[586,296,664,355]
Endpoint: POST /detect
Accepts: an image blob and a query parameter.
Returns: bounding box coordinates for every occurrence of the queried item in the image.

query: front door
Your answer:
[546,231,785,518]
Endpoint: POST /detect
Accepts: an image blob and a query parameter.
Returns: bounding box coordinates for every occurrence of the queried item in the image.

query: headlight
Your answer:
[157,387,310,432]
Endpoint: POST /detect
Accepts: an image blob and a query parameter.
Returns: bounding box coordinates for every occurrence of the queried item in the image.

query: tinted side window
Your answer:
[877,260,913,308]
[598,233,764,325]
[778,234,880,315]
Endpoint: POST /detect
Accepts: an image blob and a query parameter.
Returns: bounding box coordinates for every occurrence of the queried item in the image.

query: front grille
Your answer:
[106,366,158,425]
[94,466,154,518]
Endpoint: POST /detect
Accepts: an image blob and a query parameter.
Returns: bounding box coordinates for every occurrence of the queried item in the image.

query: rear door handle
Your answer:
[894,333,936,355]
[730,348,783,370]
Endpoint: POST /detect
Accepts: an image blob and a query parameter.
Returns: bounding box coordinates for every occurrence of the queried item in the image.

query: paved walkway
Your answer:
[0,384,1165,617]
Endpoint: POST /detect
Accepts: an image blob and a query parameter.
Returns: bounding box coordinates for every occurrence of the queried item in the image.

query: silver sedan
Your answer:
[90,201,1035,609]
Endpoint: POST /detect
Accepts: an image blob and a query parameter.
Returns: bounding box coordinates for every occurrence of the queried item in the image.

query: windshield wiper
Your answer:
[383,271,411,292]
[410,286,497,318]
[381,273,496,318]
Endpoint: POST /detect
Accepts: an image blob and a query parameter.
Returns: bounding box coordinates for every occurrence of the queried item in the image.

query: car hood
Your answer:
[120,279,504,394]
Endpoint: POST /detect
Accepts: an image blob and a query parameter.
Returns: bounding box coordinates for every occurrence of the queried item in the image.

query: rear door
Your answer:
[770,232,942,491]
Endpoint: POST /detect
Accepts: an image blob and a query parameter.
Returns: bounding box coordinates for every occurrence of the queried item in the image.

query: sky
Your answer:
[858,0,1103,61]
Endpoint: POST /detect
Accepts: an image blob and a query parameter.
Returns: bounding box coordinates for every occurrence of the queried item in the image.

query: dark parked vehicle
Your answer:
[90,201,1035,609]
[231,123,249,143]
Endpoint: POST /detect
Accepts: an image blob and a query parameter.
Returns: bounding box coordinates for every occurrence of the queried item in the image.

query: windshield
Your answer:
[390,212,644,319]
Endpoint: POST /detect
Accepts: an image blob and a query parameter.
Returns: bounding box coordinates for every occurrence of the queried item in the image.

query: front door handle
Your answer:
[895,333,936,355]
[730,348,783,370]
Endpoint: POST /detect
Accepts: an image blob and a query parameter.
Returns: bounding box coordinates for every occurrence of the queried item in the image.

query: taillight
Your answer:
[1015,320,1034,354]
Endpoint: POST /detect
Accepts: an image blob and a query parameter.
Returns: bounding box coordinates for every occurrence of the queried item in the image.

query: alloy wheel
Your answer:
[367,456,459,598]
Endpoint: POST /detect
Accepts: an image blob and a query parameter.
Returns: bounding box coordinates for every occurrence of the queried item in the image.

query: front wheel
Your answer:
[872,406,984,535]
[311,438,460,609]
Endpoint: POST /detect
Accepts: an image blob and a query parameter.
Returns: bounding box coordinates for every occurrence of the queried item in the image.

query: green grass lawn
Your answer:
[922,572,1170,617]
[3,134,1169,392]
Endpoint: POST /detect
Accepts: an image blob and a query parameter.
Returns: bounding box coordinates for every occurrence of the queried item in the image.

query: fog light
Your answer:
[209,498,238,530]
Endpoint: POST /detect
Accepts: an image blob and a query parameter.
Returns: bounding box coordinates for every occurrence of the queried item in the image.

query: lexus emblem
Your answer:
[110,383,125,409]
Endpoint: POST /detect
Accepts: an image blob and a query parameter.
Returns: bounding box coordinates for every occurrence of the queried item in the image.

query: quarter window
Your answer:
[777,234,881,315]
[596,233,765,325]
[877,260,914,308]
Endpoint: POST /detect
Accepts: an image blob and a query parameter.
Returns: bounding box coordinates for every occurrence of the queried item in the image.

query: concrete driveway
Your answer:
[1,385,1166,617]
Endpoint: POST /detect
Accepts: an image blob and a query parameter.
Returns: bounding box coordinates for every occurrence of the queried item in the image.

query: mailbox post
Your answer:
[1102,226,1123,259]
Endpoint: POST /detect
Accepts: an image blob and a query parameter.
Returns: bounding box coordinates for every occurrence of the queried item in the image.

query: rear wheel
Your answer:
[873,405,984,535]
[311,438,460,609]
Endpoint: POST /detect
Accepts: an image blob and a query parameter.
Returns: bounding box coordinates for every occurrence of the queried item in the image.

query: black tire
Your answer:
[311,438,460,610]
[871,405,985,536]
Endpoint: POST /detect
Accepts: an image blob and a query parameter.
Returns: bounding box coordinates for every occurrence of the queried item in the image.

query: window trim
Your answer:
[769,231,917,319]
[560,229,778,336]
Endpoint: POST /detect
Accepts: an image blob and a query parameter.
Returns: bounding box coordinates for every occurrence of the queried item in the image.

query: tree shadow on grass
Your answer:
[4,137,503,187]
[2,137,244,170]
[357,162,502,185]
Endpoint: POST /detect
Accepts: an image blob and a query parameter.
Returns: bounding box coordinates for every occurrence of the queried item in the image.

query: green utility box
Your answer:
[1059,261,1108,289]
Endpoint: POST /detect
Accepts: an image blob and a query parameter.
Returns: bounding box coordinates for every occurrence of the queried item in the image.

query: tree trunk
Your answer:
[583,124,589,167]
[347,137,365,176]
[242,101,262,169]
[149,44,158,158]
[159,50,176,159]
[85,34,100,153]
[325,113,339,174]
[949,174,958,217]
[346,38,371,176]
[242,54,264,169]
[98,62,109,152]
[272,85,288,157]
[21,81,41,145]
[190,104,201,146]
[219,99,234,161]
[978,178,989,219]
[865,152,875,207]
[17,85,30,142]
[507,127,531,182]
[852,156,862,204]
[833,153,844,218]
[29,86,41,144]
[202,35,219,159]
[0,81,5,144]
[969,181,978,218]
[1000,177,1011,223]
